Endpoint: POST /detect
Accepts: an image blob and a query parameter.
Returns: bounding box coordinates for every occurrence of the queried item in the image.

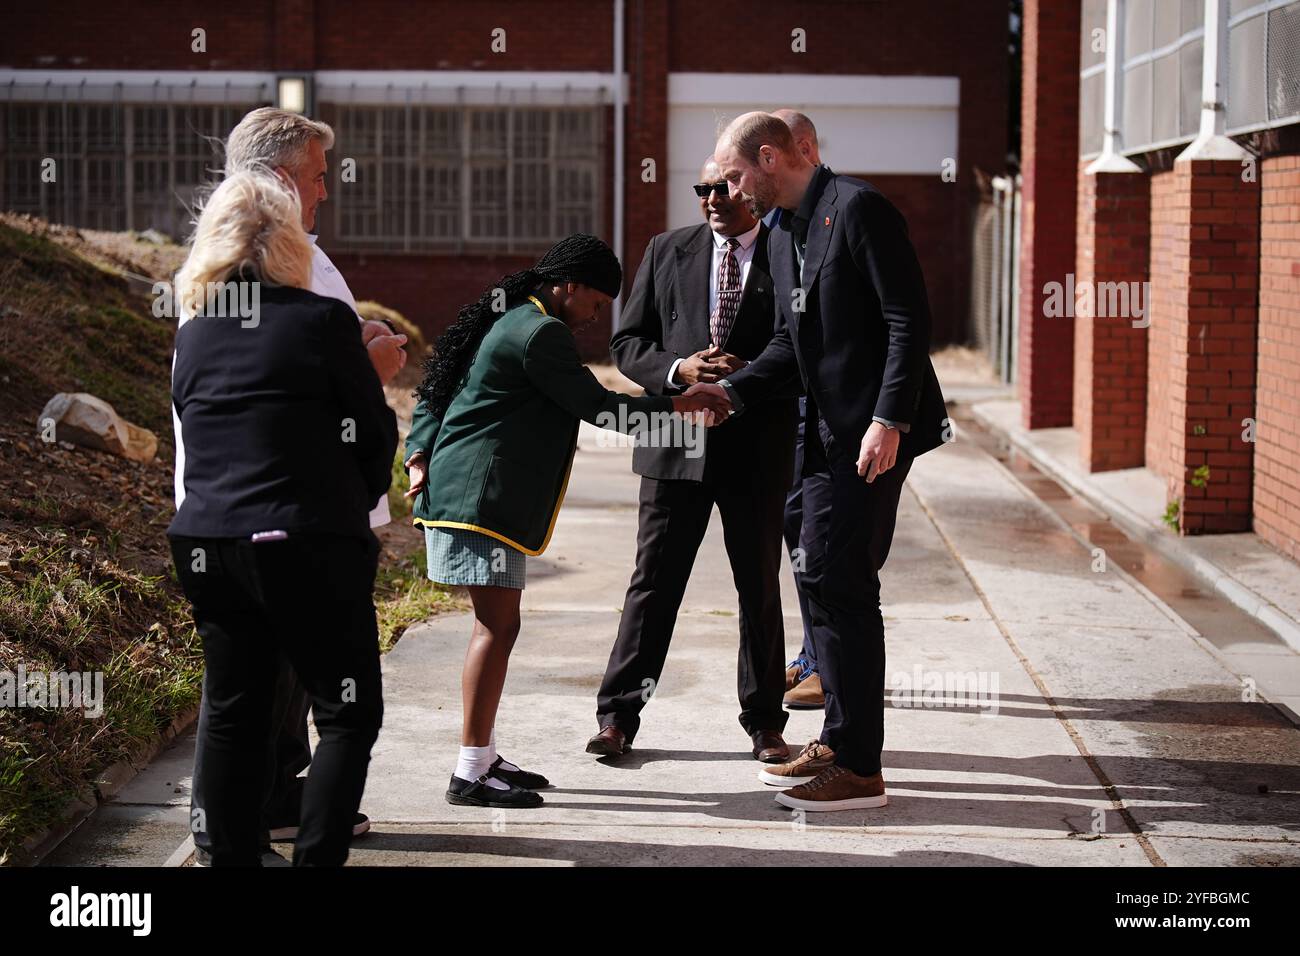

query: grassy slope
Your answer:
[0,222,197,862]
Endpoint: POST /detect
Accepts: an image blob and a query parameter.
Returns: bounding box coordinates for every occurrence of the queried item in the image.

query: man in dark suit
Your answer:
[691,112,949,811]
[770,108,826,711]
[586,158,799,763]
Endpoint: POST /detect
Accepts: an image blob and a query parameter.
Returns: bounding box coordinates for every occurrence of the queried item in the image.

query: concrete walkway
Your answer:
[47,406,1300,866]
[349,414,1300,866]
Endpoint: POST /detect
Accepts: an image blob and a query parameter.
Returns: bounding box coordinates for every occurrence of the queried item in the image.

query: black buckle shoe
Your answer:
[445,774,544,809]
[489,755,550,790]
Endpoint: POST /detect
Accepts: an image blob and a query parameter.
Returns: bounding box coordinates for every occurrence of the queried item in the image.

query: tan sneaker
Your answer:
[757,740,836,787]
[785,663,803,691]
[775,765,888,812]
[783,672,825,710]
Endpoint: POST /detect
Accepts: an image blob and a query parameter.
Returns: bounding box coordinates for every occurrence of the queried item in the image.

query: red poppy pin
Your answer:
[824,216,831,226]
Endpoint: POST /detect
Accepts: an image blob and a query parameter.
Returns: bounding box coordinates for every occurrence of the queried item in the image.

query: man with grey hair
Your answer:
[177,106,402,864]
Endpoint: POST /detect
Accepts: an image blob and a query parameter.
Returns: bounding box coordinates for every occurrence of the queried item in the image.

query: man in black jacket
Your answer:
[691,112,949,811]
[586,158,799,763]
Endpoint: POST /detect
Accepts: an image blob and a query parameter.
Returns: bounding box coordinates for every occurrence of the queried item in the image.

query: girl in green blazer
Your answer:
[405,234,726,809]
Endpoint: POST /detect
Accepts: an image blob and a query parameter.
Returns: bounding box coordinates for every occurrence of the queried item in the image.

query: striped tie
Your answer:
[711,237,741,348]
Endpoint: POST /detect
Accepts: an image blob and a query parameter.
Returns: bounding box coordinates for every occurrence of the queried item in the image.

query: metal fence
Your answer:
[1227,0,1300,133]
[970,171,1021,385]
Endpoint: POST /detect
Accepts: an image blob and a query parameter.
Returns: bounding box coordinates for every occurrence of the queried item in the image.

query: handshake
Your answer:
[671,383,734,425]
[668,345,741,426]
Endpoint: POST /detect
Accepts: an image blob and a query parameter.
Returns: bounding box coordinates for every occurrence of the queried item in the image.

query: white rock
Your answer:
[37,393,157,463]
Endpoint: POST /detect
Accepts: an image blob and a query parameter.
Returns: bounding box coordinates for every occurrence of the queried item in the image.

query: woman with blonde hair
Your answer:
[169,170,397,865]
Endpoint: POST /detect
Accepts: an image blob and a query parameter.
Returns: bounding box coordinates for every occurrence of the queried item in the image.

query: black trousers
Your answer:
[596,448,791,742]
[799,405,912,777]
[171,533,383,866]
[191,650,312,853]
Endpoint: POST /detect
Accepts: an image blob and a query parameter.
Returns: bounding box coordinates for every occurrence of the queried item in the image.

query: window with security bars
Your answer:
[0,101,257,237]
[1080,0,1108,157]
[329,104,601,252]
[1120,0,1204,153]
[1227,0,1300,133]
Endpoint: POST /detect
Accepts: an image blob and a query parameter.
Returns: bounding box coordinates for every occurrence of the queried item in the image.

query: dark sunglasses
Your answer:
[693,181,732,198]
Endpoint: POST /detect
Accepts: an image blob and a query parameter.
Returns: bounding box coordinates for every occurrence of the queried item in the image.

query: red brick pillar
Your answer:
[620,1,668,298]
[1074,165,1150,471]
[1017,0,1080,429]
[1168,160,1260,533]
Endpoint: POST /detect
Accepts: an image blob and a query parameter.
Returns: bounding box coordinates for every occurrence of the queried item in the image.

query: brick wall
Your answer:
[1074,164,1150,472]
[4,0,1009,356]
[1017,0,1080,428]
[1253,154,1300,559]
[2,1,278,69]
[1145,161,1259,533]
[1181,161,1258,533]
[1145,168,1180,487]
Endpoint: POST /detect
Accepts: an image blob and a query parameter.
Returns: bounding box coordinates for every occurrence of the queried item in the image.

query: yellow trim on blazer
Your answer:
[413,432,578,558]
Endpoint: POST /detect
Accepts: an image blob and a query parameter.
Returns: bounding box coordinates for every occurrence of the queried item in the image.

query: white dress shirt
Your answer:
[172,238,393,528]
[666,220,763,388]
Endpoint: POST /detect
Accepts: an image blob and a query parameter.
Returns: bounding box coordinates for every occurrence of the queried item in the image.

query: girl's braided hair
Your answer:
[414,234,622,418]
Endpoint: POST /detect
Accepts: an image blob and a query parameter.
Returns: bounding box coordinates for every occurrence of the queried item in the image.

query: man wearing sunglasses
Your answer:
[587,158,800,763]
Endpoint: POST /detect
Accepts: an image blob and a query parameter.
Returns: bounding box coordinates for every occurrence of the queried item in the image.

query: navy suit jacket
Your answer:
[728,171,949,459]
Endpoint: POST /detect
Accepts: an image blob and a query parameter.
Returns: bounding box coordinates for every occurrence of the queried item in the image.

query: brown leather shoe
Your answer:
[757,739,836,786]
[585,725,629,756]
[785,662,804,691]
[774,765,888,812]
[751,730,790,763]
[783,672,825,710]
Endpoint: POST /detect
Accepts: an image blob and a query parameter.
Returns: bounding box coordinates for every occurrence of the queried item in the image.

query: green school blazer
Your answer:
[406,295,674,555]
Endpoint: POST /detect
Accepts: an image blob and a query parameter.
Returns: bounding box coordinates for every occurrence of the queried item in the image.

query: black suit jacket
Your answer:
[728,171,949,459]
[611,222,799,481]
[169,284,397,540]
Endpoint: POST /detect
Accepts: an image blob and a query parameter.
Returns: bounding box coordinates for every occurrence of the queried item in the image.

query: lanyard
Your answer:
[527,294,549,316]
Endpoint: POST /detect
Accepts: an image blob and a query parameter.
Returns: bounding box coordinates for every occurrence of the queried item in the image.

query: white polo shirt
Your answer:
[172,239,393,528]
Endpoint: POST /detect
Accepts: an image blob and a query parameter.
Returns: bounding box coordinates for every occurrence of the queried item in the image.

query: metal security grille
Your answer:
[970,172,1020,384]
[1227,0,1300,132]
[1121,0,1204,153]
[329,104,601,253]
[0,101,256,237]
[1080,0,1108,157]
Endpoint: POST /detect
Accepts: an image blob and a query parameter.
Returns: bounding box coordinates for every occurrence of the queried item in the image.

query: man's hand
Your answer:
[360,319,390,345]
[681,382,733,426]
[676,346,747,386]
[367,333,408,385]
[404,455,427,499]
[857,421,901,483]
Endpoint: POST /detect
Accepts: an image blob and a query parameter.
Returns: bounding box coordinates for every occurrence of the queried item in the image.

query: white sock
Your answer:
[458,738,510,790]
[455,744,494,783]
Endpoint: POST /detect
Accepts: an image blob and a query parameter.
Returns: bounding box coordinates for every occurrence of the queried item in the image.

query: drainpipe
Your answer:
[612,0,626,331]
